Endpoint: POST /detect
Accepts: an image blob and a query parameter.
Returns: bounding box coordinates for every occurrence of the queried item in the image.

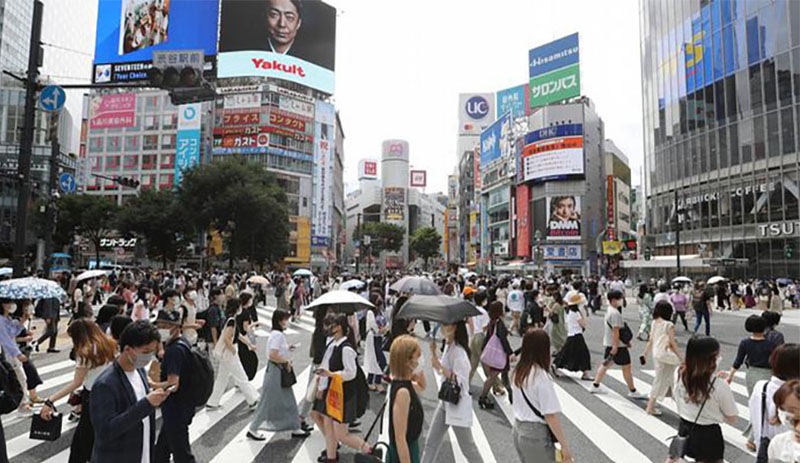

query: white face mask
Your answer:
[158,328,172,342]
[777,409,795,429]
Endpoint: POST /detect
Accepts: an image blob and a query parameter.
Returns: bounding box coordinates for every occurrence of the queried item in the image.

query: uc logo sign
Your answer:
[465,96,489,120]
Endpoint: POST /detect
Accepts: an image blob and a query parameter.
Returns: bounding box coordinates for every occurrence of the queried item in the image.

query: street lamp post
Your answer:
[674,189,687,275]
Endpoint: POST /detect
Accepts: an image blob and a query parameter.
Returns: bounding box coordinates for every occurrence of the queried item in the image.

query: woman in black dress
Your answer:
[237,292,259,380]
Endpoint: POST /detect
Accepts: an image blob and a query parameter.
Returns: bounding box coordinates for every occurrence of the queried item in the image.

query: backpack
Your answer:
[0,354,23,414]
[177,340,214,407]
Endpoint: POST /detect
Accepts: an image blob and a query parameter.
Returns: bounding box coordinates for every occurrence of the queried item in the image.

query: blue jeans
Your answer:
[694,311,710,335]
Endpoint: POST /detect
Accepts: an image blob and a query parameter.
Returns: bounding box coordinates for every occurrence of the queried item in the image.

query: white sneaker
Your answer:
[627,390,647,400]
[589,384,605,394]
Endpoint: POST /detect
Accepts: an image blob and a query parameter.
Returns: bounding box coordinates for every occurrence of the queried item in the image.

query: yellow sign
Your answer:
[285,216,311,264]
[602,240,623,255]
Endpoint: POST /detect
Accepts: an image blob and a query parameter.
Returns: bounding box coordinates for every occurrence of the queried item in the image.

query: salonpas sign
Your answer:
[530,64,581,108]
[759,221,800,237]
[528,33,581,109]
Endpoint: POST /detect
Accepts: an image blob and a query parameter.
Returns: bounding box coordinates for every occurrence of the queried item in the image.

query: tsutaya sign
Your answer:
[759,221,800,237]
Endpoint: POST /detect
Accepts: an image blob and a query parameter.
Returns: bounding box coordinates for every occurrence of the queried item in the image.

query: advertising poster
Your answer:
[607,175,616,241]
[496,84,529,119]
[522,124,584,182]
[174,103,201,186]
[218,0,336,94]
[458,93,495,135]
[480,112,510,167]
[546,196,581,241]
[409,170,427,188]
[528,33,580,109]
[516,185,530,258]
[93,0,219,83]
[383,187,405,221]
[358,159,378,179]
[89,93,137,129]
[312,100,335,246]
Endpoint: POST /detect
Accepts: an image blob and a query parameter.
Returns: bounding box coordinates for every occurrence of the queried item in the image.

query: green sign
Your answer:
[529,63,580,108]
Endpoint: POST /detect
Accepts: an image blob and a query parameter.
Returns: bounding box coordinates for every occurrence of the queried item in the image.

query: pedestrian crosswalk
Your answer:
[3,306,766,463]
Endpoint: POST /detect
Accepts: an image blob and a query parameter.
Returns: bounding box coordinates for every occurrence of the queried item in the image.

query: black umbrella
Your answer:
[389,276,442,295]
[394,295,481,324]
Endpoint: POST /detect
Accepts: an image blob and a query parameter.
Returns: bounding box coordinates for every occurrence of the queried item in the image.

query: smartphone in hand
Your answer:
[639,355,646,366]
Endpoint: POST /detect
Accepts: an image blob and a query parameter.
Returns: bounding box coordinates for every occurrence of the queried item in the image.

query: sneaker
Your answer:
[291,429,311,438]
[248,401,259,410]
[68,411,81,422]
[246,430,267,441]
[300,421,313,433]
[589,384,605,394]
[627,390,647,400]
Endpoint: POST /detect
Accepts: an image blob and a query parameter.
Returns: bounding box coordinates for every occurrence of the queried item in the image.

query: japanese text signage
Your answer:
[312,101,335,246]
[480,112,511,167]
[100,238,137,248]
[607,176,616,241]
[410,170,427,188]
[174,103,202,186]
[89,93,137,129]
[528,33,581,109]
[542,244,582,260]
[496,84,529,119]
[522,124,584,183]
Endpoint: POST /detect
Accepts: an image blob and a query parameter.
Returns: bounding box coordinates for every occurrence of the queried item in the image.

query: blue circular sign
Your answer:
[465,96,489,120]
[183,106,197,120]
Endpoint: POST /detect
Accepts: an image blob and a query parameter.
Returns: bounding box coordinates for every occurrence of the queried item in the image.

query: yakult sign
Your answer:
[458,93,494,135]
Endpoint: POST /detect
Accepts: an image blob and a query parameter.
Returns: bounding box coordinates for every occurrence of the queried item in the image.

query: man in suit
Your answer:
[265,0,335,70]
[91,321,169,463]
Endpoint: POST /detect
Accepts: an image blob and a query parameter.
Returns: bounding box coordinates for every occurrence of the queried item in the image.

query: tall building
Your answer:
[640,0,800,277]
[603,139,633,240]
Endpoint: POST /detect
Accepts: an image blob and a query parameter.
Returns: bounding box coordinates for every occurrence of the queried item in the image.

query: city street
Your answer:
[6,295,798,463]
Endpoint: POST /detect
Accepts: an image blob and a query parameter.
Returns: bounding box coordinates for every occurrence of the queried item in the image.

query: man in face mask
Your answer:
[89,320,169,462]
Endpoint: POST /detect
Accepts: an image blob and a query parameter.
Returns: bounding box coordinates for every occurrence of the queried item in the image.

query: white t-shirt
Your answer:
[78,358,111,391]
[507,290,524,313]
[511,368,561,423]
[124,369,150,463]
[440,343,473,427]
[565,310,583,336]
[267,330,290,359]
[673,375,738,426]
[767,430,799,462]
[319,336,357,389]
[749,377,786,442]
[473,306,489,334]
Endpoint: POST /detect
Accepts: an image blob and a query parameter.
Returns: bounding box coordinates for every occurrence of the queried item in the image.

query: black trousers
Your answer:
[36,317,59,350]
[69,390,93,463]
[0,415,8,463]
[672,311,688,330]
[155,406,196,463]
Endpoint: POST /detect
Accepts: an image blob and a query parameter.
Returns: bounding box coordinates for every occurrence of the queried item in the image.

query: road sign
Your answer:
[58,172,76,194]
[40,85,66,112]
[363,235,372,246]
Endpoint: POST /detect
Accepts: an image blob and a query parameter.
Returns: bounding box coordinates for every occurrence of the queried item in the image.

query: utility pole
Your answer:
[355,212,361,274]
[12,0,44,278]
[42,112,59,276]
[675,188,684,276]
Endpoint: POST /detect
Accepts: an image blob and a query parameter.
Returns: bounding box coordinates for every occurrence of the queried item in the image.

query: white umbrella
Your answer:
[293,269,313,277]
[707,276,727,285]
[75,269,108,282]
[0,277,66,300]
[247,275,270,286]
[304,290,374,314]
[340,279,365,291]
[672,276,692,284]
[464,271,478,279]
[0,267,12,277]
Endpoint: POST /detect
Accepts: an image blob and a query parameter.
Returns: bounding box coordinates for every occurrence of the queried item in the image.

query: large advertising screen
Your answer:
[496,84,529,120]
[92,0,219,83]
[546,196,581,241]
[383,187,405,221]
[528,33,580,109]
[480,112,511,167]
[218,0,336,94]
[521,124,584,183]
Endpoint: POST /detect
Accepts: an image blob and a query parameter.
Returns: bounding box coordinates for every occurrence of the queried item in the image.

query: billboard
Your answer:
[480,112,511,167]
[92,0,219,83]
[528,33,580,109]
[496,84,529,119]
[218,0,336,94]
[89,93,136,129]
[383,187,405,221]
[546,196,581,241]
[174,103,202,186]
[409,170,427,188]
[542,244,582,260]
[358,159,378,180]
[521,124,584,183]
[458,93,495,135]
[607,175,616,241]
[382,140,409,161]
[516,185,530,258]
[312,100,335,245]
[447,175,458,202]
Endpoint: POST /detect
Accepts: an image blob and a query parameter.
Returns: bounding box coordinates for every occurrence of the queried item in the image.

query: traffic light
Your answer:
[148,53,216,106]
[786,244,794,259]
[115,176,140,188]
[644,246,652,261]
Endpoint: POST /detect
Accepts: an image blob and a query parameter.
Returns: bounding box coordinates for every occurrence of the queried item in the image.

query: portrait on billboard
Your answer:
[219,0,336,71]
[120,0,170,54]
[546,196,581,240]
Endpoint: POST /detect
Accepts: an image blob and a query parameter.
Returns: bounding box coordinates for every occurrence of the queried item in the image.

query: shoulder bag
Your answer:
[520,387,558,445]
[480,331,507,371]
[667,377,715,460]
[653,323,680,365]
[276,362,297,388]
[755,382,770,463]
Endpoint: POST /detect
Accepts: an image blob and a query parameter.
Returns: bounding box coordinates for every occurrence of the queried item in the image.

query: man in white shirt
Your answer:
[506,284,525,335]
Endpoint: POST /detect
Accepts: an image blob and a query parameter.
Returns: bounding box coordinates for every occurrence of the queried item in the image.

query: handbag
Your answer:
[305,375,319,403]
[480,332,507,370]
[276,362,297,388]
[667,378,715,460]
[653,324,680,365]
[755,382,770,463]
[30,408,63,441]
[438,373,461,405]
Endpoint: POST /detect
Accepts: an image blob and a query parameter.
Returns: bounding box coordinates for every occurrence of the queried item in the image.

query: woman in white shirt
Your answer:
[749,344,800,458]
[248,308,309,440]
[767,379,800,462]
[468,291,489,383]
[673,336,738,463]
[552,300,591,380]
[39,319,116,463]
[511,329,573,463]
[364,302,387,393]
[641,302,682,416]
[421,321,484,463]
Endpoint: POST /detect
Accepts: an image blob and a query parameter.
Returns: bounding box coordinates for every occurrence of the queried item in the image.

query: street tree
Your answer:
[354,222,405,258]
[51,194,119,266]
[116,189,193,268]
[410,226,441,270]
[178,156,290,268]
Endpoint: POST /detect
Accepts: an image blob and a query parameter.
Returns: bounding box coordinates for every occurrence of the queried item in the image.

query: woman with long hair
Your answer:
[387,335,425,463]
[237,291,259,380]
[748,344,799,459]
[479,301,513,409]
[421,321,483,463]
[672,336,738,463]
[547,290,567,353]
[40,319,116,463]
[297,306,329,434]
[641,301,682,416]
[511,329,573,463]
[552,297,591,380]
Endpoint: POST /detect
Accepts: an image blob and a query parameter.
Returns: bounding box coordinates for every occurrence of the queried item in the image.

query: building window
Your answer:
[161,134,175,150]
[144,115,159,131]
[124,135,139,152]
[159,174,174,189]
[123,155,138,170]
[142,154,157,170]
[105,155,119,170]
[143,135,158,150]
[162,113,178,130]
[106,136,122,153]
[89,137,103,153]
[160,154,173,169]
[780,108,795,155]
[143,95,159,113]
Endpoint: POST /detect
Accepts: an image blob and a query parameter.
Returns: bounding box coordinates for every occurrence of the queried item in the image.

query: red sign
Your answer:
[222,111,260,125]
[364,161,377,176]
[516,185,530,258]
[607,176,616,241]
[89,93,136,129]
[264,125,313,142]
[213,125,262,136]
[269,112,306,131]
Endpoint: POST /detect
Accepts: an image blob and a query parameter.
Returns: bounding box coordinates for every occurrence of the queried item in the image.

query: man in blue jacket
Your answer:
[90,320,169,463]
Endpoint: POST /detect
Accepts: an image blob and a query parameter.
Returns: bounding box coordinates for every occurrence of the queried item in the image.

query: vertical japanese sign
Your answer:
[174,103,201,186]
[607,176,616,241]
[312,100,335,246]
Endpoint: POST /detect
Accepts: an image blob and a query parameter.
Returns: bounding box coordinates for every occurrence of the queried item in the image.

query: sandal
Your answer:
[745,440,756,452]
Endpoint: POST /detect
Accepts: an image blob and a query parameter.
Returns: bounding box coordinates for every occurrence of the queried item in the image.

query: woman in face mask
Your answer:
[672,335,739,463]
[767,379,800,462]
[178,285,205,346]
[39,319,116,463]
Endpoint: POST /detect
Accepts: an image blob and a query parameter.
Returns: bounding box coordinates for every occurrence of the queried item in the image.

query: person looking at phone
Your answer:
[90,321,169,462]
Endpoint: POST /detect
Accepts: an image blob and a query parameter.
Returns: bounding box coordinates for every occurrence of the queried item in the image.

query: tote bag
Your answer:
[480,333,506,370]
[325,374,345,422]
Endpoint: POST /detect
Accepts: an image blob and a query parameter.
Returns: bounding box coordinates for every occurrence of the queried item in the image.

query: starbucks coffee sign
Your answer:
[759,221,800,237]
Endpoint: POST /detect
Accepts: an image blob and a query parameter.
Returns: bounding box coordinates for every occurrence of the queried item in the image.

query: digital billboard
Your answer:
[383,187,405,221]
[218,0,336,94]
[496,84,529,120]
[546,196,581,241]
[521,124,584,183]
[480,112,511,167]
[528,33,580,109]
[92,0,219,83]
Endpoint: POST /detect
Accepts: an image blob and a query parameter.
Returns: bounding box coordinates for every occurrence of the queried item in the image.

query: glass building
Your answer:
[640,0,800,278]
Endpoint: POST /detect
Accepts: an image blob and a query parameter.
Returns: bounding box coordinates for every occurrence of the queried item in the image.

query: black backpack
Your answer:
[177,340,214,407]
[0,354,23,414]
